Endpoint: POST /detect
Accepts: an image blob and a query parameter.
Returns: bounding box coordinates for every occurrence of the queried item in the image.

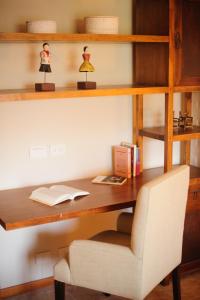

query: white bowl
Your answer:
[26,20,57,33]
[85,16,118,34]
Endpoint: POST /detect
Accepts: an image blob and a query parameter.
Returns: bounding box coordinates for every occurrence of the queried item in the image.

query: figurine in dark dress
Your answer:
[39,42,52,74]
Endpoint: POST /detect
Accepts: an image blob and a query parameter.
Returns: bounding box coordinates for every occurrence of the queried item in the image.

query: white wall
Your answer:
[0,0,135,289]
[1,0,197,290]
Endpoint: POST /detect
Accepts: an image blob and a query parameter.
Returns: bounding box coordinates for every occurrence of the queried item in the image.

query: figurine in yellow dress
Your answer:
[79,46,95,73]
[77,46,96,89]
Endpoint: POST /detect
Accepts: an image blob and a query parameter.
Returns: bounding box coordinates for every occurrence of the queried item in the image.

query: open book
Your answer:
[29,185,90,206]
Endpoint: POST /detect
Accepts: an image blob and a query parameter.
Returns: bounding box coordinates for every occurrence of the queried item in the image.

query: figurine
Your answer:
[79,46,95,73]
[173,111,179,128]
[77,46,96,90]
[35,42,55,91]
[173,111,193,130]
[39,42,52,75]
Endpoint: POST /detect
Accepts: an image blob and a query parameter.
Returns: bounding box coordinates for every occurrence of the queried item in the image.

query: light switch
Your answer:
[50,144,66,157]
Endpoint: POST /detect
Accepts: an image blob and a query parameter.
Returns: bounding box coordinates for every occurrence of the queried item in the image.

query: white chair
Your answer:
[54,165,189,300]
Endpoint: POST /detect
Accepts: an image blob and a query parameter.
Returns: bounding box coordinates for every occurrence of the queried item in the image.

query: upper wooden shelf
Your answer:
[0,85,169,102]
[140,126,200,142]
[0,32,169,43]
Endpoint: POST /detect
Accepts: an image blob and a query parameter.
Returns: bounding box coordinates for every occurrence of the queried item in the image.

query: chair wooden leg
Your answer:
[54,280,65,300]
[103,292,111,297]
[172,267,181,300]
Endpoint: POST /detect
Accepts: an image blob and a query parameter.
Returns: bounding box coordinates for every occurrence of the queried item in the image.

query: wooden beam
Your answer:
[169,0,175,87]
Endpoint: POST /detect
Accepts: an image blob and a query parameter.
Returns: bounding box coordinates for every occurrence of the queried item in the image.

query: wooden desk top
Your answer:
[1,166,199,231]
[0,168,164,231]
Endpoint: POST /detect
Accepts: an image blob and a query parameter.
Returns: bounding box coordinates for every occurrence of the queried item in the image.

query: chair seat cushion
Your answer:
[54,230,131,285]
[91,230,131,248]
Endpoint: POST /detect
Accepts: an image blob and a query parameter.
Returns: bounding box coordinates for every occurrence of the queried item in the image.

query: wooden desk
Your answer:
[0,166,200,273]
[0,168,163,231]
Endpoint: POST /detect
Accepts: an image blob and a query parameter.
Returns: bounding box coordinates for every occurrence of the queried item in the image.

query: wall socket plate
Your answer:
[30,146,48,159]
[50,144,66,157]
[35,251,54,277]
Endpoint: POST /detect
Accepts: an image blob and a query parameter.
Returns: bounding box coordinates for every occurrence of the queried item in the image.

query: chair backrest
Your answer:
[131,165,189,299]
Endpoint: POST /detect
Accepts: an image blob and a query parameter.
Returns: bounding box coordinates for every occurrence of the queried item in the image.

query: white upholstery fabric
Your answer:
[54,165,189,300]
[54,258,71,284]
[131,165,189,298]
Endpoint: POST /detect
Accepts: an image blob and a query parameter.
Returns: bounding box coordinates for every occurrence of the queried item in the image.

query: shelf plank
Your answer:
[0,85,169,102]
[174,86,200,93]
[140,126,200,142]
[0,32,169,43]
[140,127,166,141]
[173,126,200,141]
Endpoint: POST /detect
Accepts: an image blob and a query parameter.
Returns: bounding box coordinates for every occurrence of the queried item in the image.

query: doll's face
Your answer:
[43,44,49,51]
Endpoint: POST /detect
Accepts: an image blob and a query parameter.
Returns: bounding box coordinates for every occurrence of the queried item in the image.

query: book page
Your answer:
[50,185,89,198]
[30,185,89,206]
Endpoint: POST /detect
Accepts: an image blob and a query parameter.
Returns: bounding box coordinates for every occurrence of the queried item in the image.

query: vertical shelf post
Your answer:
[164,0,175,172]
[164,93,173,172]
[181,92,192,164]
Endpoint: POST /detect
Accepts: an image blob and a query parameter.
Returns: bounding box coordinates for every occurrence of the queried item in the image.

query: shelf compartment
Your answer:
[0,85,169,102]
[140,126,200,142]
[0,33,169,43]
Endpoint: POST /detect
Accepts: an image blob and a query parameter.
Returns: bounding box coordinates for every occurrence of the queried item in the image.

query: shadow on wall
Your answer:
[27,210,122,279]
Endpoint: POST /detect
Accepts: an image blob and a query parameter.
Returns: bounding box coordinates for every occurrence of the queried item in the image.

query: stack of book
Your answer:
[113,142,140,178]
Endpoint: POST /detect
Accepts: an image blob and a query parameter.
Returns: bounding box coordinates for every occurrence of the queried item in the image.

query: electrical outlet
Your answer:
[30,145,48,159]
[50,144,66,157]
[35,251,54,277]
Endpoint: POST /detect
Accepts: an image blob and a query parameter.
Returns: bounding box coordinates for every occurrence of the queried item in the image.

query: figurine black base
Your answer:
[77,81,96,90]
[35,83,55,92]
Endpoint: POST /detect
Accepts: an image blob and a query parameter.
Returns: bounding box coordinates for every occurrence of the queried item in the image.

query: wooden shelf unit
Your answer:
[133,0,200,274]
[133,0,200,172]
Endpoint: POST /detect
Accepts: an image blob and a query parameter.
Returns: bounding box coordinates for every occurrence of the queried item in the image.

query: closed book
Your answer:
[136,146,140,176]
[113,146,132,178]
[121,142,137,177]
